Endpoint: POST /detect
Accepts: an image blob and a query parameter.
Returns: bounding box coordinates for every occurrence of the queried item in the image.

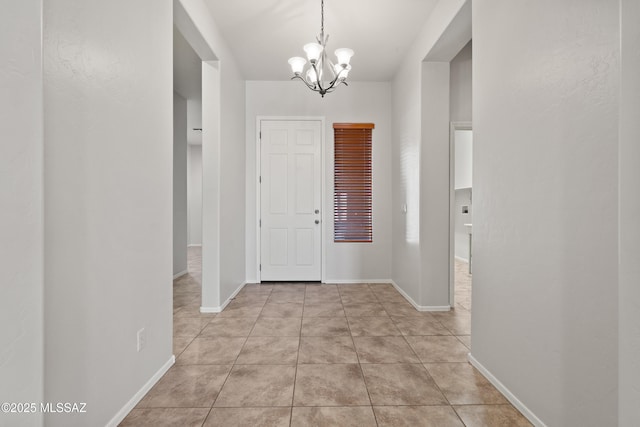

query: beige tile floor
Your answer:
[120,248,531,426]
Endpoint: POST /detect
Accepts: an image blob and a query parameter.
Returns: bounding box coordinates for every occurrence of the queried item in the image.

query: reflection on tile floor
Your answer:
[120,248,531,426]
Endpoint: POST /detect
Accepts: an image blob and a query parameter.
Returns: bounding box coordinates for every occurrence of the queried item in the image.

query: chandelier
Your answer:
[288,0,354,97]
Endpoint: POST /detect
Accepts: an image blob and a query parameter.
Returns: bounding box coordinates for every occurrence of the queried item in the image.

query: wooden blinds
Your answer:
[333,123,375,243]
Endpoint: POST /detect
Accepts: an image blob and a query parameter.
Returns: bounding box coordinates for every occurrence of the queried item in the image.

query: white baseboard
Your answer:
[200,282,247,313]
[173,270,188,280]
[187,244,202,247]
[455,255,469,263]
[390,280,451,312]
[468,353,547,427]
[420,305,452,312]
[106,355,175,427]
[323,279,394,284]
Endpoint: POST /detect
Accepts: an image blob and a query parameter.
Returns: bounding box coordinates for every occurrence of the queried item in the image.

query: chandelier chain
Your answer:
[320,0,324,38]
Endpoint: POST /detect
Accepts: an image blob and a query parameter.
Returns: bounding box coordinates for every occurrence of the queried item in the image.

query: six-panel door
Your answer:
[260,120,322,281]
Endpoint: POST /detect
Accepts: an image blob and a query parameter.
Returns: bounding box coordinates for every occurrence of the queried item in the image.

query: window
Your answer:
[333,123,374,242]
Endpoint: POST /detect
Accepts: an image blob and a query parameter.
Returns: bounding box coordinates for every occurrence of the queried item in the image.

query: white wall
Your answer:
[391,0,469,308]
[420,62,452,308]
[245,81,393,283]
[450,40,472,123]
[174,92,188,276]
[619,0,640,424]
[188,145,203,246]
[472,1,619,425]
[43,1,173,425]
[201,61,222,307]
[218,63,246,301]
[179,0,246,310]
[0,1,44,426]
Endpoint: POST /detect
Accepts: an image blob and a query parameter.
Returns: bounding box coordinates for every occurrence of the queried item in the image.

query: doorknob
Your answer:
[315,209,320,214]
[315,219,320,224]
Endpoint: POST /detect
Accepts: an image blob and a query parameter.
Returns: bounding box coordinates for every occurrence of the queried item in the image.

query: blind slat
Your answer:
[333,123,373,243]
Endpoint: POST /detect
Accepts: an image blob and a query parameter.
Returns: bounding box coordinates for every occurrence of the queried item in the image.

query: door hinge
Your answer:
[259,219,262,227]
[259,264,261,271]
[259,175,261,183]
[259,131,261,140]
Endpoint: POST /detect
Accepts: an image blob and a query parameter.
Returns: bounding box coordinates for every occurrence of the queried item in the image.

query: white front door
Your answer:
[260,120,322,281]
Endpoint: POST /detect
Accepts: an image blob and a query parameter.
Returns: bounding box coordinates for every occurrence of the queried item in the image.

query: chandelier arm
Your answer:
[326,56,337,79]
[291,75,320,92]
[310,61,325,92]
[324,78,339,93]
[324,66,346,88]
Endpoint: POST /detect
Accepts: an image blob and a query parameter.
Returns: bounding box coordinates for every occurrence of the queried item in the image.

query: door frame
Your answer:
[256,116,326,283]
[449,121,472,306]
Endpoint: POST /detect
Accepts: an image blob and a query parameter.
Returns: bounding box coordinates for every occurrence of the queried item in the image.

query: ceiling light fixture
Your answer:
[288,0,353,97]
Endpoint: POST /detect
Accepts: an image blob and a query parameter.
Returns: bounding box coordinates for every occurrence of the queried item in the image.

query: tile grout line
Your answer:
[288,285,308,423]
[205,287,268,414]
[371,283,463,425]
[137,262,525,425]
[350,283,378,425]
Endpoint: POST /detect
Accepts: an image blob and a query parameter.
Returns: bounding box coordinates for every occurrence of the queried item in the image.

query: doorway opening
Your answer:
[449,122,473,312]
[173,22,203,289]
[172,0,218,324]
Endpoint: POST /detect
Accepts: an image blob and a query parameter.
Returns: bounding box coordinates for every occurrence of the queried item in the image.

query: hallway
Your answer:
[120,248,529,426]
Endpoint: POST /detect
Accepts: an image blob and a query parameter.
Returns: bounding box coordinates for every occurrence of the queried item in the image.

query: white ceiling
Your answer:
[202,0,439,81]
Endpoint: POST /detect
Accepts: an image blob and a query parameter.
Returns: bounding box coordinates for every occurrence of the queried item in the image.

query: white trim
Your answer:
[105,355,175,427]
[323,279,394,284]
[173,270,188,280]
[255,116,261,282]
[304,279,453,312]
[256,116,326,284]
[468,353,547,427]
[187,244,202,247]
[391,280,451,312]
[449,121,472,307]
[200,281,246,313]
[320,118,327,284]
[454,255,469,263]
[419,305,451,312]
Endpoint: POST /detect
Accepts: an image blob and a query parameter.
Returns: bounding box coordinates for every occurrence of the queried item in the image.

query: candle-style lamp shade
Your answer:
[303,43,323,63]
[334,48,354,66]
[288,57,307,75]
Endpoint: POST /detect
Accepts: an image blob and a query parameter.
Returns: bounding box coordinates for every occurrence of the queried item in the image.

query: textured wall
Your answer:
[472,0,619,425]
[0,1,44,426]
[43,1,173,425]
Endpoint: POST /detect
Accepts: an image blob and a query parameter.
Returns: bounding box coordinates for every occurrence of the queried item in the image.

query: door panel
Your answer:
[269,154,288,214]
[269,228,288,266]
[260,120,322,281]
[295,154,314,213]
